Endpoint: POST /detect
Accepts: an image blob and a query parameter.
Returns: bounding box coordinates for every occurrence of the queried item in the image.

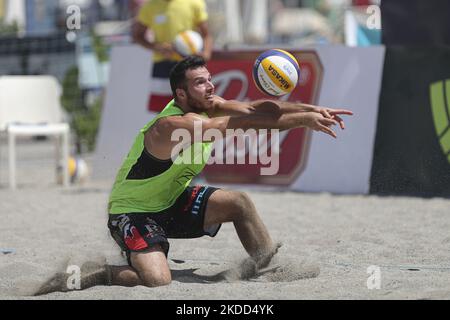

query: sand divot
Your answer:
[256,255,320,282]
[219,255,320,283]
[218,243,320,283]
[33,256,109,296]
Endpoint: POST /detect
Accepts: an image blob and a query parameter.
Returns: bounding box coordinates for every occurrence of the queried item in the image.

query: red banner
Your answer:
[204,50,323,186]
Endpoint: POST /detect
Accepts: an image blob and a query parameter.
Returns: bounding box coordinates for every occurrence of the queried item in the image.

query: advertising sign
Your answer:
[203,50,323,186]
[371,47,450,196]
[94,46,384,195]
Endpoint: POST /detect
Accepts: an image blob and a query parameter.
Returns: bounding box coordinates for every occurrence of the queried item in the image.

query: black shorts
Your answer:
[108,186,221,265]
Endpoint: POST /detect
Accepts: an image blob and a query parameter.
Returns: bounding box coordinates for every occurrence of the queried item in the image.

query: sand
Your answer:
[1,139,450,300]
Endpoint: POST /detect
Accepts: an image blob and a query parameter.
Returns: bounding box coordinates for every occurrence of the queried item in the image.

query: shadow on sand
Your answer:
[170,263,288,284]
[171,268,228,284]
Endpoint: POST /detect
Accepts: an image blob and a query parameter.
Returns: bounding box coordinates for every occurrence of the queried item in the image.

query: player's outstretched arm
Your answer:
[165,109,343,139]
[211,98,353,134]
[248,100,353,129]
[146,105,352,158]
[211,98,353,128]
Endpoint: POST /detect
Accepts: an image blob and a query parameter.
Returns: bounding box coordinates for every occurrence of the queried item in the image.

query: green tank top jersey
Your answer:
[108,100,212,214]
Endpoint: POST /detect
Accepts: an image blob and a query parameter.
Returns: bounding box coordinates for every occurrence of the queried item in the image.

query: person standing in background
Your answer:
[132,0,213,113]
[0,0,5,20]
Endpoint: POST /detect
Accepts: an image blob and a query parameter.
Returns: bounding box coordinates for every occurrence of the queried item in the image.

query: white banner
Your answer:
[93,45,385,195]
[93,45,155,180]
[292,46,385,194]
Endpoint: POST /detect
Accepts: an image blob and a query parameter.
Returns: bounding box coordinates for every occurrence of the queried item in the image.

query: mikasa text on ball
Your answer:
[253,49,300,96]
[173,30,204,58]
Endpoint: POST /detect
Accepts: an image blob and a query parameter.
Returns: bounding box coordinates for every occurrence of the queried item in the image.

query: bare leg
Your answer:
[108,265,142,287]
[34,246,171,295]
[34,262,112,296]
[204,190,279,269]
[128,247,172,287]
[109,245,172,287]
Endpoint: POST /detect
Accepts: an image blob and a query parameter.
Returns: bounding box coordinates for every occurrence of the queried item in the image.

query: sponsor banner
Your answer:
[92,47,322,184]
[381,0,450,45]
[147,61,178,113]
[93,46,384,195]
[370,47,450,197]
[203,50,323,186]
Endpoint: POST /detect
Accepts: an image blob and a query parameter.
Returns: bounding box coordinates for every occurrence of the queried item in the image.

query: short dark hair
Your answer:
[169,56,206,99]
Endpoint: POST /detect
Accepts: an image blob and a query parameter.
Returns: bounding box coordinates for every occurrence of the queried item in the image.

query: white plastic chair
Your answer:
[0,75,70,189]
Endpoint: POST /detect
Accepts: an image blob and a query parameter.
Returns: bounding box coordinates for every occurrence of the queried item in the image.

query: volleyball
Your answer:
[173,30,204,58]
[57,156,89,185]
[253,49,301,96]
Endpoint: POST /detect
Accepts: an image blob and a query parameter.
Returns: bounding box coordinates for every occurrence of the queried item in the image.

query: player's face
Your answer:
[184,66,215,111]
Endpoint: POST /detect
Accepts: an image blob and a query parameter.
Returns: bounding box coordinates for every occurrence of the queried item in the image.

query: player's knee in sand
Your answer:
[139,271,172,288]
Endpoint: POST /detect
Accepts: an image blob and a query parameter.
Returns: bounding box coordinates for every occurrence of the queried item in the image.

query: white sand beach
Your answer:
[1,139,450,300]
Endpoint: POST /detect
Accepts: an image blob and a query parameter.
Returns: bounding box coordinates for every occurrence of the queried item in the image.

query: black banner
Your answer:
[370,47,450,197]
[0,300,438,318]
[381,0,450,45]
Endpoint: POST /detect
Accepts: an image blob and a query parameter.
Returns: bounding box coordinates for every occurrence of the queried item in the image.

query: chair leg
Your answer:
[8,132,17,190]
[61,130,70,187]
[54,134,61,182]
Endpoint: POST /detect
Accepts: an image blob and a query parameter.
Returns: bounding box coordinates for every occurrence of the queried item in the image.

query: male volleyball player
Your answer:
[35,56,352,294]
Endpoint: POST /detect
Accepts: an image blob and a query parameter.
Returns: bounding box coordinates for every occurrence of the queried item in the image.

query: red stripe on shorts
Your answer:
[124,226,148,251]
[183,186,202,212]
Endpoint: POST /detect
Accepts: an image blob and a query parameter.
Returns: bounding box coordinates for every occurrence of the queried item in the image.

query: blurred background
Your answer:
[0,0,380,154]
[1,0,449,198]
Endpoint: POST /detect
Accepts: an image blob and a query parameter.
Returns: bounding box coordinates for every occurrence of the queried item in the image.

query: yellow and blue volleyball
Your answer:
[253,49,300,96]
[57,156,89,185]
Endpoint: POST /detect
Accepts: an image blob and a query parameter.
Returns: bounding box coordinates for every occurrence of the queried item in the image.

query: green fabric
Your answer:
[108,100,212,214]
[430,80,450,158]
